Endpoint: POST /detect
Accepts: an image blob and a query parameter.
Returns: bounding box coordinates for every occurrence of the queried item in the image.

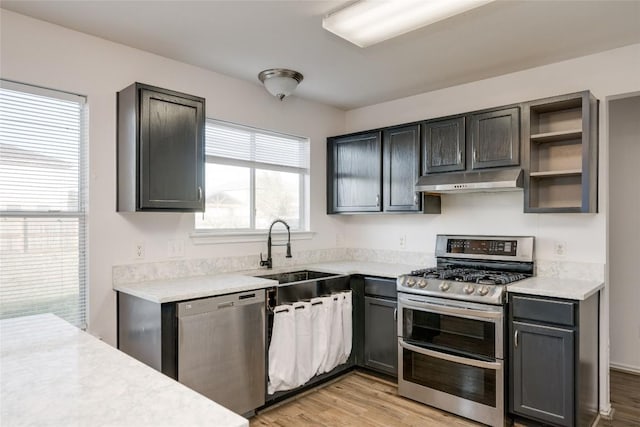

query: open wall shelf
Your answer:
[523,91,598,213]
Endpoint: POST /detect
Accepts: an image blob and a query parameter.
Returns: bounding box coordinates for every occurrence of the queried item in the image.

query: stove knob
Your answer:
[418,279,427,288]
[464,284,475,294]
[406,278,416,287]
[439,282,450,291]
[478,286,489,296]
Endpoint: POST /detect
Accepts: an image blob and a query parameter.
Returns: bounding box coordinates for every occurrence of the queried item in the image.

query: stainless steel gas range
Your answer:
[397,234,534,427]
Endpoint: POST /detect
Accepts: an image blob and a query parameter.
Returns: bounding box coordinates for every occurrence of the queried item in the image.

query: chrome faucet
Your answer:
[260,219,292,269]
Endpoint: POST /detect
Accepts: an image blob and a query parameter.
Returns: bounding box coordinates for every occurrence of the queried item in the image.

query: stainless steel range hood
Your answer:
[416,168,523,193]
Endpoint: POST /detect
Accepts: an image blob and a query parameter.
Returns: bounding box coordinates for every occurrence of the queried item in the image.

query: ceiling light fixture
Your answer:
[322,0,495,48]
[258,68,304,101]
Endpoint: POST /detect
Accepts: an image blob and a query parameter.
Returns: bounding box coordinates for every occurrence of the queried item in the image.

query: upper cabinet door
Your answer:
[328,132,382,213]
[422,117,465,174]
[139,88,205,210]
[470,107,520,170]
[383,124,421,212]
[117,83,205,212]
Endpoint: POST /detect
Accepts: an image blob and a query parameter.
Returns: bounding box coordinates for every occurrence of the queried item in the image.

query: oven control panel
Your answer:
[447,238,517,256]
[435,234,534,262]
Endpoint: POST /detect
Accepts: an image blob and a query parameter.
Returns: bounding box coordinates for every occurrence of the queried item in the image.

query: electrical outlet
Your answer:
[134,242,145,260]
[553,241,567,256]
[399,235,406,249]
[168,239,185,258]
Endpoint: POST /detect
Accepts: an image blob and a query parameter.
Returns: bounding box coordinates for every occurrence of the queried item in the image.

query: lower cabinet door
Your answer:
[510,321,574,426]
[364,296,398,376]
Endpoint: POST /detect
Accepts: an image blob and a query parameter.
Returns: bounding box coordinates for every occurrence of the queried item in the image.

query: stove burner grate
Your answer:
[410,267,527,285]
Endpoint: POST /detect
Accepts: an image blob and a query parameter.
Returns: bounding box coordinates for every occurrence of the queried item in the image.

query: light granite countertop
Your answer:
[0,314,248,427]
[114,261,420,303]
[507,277,604,300]
[114,273,278,303]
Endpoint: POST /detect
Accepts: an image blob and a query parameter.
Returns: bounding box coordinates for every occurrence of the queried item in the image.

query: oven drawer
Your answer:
[510,294,575,327]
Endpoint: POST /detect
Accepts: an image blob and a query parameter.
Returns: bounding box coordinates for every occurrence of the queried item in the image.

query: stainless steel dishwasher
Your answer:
[177,289,265,416]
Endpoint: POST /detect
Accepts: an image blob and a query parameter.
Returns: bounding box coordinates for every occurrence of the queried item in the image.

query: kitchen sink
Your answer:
[256,270,339,284]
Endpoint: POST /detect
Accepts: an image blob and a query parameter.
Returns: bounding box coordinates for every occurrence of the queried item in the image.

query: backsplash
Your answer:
[536,260,605,282]
[113,248,604,285]
[112,248,349,285]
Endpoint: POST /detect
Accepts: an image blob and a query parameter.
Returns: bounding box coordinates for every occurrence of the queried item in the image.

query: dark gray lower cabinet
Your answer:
[509,293,599,427]
[363,276,398,377]
[511,321,574,426]
[364,296,397,376]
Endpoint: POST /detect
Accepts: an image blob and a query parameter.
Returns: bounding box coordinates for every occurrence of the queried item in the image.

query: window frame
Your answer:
[194,119,310,238]
[0,79,88,328]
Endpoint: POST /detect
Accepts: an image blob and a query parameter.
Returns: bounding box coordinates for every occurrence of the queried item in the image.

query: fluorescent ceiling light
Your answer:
[323,0,495,48]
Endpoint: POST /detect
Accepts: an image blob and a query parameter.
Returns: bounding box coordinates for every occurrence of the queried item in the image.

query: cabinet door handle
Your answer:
[457,151,462,164]
[197,186,203,201]
[414,193,419,206]
[394,308,397,321]
[376,194,380,207]
[473,149,478,162]
[514,329,519,348]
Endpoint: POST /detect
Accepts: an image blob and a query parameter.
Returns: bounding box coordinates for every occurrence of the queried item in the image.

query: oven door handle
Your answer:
[399,339,502,371]
[399,296,503,320]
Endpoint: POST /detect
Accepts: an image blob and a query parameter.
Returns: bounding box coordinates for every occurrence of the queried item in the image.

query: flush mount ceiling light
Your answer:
[322,0,495,48]
[258,68,304,101]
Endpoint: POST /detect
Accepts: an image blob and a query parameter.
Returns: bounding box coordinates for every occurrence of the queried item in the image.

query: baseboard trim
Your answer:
[599,406,615,421]
[610,362,640,375]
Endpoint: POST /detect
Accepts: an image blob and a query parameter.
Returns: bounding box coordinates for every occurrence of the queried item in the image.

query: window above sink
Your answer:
[192,119,312,244]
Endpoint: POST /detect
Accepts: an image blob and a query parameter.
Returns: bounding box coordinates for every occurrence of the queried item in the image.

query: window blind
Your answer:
[205,120,309,172]
[0,80,87,328]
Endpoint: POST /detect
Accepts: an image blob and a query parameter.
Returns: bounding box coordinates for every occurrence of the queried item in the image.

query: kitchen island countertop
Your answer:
[0,314,248,427]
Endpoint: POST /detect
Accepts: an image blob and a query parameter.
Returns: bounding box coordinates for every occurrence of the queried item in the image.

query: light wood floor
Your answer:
[599,369,640,427]
[251,370,640,427]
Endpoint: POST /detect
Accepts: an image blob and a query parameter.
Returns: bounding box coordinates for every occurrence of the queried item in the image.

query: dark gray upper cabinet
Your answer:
[383,124,421,212]
[470,107,520,169]
[422,116,465,174]
[523,91,598,213]
[327,131,382,213]
[509,293,600,427]
[117,83,205,212]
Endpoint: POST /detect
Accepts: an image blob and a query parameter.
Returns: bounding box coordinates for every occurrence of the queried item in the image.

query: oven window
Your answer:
[402,308,495,359]
[402,348,497,407]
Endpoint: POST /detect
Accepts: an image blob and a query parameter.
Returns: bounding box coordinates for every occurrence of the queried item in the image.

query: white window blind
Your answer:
[205,120,309,172]
[0,80,87,328]
[196,120,309,231]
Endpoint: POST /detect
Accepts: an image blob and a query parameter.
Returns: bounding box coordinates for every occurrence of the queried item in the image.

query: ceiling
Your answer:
[2,1,639,110]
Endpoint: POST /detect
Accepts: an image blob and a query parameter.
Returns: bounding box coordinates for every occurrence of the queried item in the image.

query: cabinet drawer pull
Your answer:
[514,329,519,348]
[197,186,203,201]
[414,193,419,205]
[376,194,380,207]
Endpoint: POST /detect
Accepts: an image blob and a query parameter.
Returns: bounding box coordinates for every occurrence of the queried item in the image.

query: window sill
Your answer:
[190,230,316,245]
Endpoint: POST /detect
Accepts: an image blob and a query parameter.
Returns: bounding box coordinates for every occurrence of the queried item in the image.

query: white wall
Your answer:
[608,95,640,373]
[0,10,346,345]
[343,44,640,266]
